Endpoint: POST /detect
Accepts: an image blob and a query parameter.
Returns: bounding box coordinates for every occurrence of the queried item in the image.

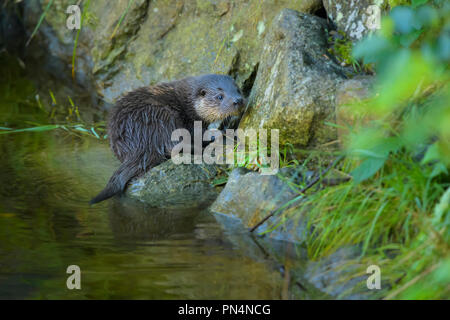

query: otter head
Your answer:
[192,74,245,123]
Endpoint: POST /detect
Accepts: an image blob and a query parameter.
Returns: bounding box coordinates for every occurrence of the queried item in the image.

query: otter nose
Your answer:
[233,97,243,106]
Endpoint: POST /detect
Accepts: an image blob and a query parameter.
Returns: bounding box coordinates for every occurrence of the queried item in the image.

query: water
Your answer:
[0,55,290,300]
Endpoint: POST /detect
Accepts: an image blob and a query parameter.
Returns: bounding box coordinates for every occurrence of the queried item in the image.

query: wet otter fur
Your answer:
[90,74,244,204]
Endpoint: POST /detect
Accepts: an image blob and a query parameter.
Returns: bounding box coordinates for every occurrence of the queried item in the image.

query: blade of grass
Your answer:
[72,0,91,79]
[90,127,100,139]
[0,125,60,134]
[361,201,388,257]
[26,0,54,47]
[110,0,134,40]
[49,90,57,105]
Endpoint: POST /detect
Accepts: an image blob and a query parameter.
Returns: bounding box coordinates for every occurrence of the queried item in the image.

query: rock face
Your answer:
[22,0,99,109]
[23,0,322,106]
[323,0,382,41]
[126,160,220,208]
[239,9,347,147]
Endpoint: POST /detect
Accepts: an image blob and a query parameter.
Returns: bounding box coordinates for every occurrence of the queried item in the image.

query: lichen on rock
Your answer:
[323,0,384,41]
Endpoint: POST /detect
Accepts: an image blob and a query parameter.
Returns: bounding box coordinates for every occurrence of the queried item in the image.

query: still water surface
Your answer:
[0,128,290,299]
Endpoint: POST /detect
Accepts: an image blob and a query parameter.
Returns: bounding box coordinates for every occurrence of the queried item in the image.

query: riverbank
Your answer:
[1,0,448,299]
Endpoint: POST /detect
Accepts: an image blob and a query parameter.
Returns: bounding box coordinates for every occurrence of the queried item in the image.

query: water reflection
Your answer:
[0,121,289,300]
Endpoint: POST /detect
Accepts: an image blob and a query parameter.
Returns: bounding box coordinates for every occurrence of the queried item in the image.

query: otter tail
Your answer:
[89,158,143,205]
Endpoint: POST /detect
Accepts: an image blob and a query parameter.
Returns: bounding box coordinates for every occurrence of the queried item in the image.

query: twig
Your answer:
[250,234,308,293]
[249,156,344,233]
[279,264,309,293]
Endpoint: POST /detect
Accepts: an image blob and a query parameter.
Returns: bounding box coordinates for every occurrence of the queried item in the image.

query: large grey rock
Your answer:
[239,9,347,147]
[210,167,310,242]
[323,0,382,41]
[126,160,220,208]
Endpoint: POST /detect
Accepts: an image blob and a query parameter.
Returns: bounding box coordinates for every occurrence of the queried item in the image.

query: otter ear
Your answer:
[198,89,207,97]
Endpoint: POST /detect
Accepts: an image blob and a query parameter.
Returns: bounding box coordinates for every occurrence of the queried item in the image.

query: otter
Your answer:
[90,74,244,204]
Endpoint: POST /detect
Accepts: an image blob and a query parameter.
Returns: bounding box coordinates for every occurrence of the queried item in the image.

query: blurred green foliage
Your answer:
[344,1,449,299]
[350,0,449,182]
[282,1,449,299]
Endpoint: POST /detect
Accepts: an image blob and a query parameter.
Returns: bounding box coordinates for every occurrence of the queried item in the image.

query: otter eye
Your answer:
[199,89,206,96]
[217,94,223,101]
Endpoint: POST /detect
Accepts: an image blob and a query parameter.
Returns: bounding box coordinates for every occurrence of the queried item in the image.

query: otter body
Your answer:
[90,74,244,204]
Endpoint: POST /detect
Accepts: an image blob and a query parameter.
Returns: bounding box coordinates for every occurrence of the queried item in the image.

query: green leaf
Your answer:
[352,149,386,159]
[421,143,439,164]
[399,29,423,47]
[353,35,393,64]
[351,157,387,183]
[412,0,429,8]
[429,162,448,178]
[391,6,417,34]
[416,5,438,27]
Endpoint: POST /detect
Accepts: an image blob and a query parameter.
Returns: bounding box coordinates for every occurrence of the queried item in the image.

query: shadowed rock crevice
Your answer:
[312,2,328,20]
[241,62,259,98]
